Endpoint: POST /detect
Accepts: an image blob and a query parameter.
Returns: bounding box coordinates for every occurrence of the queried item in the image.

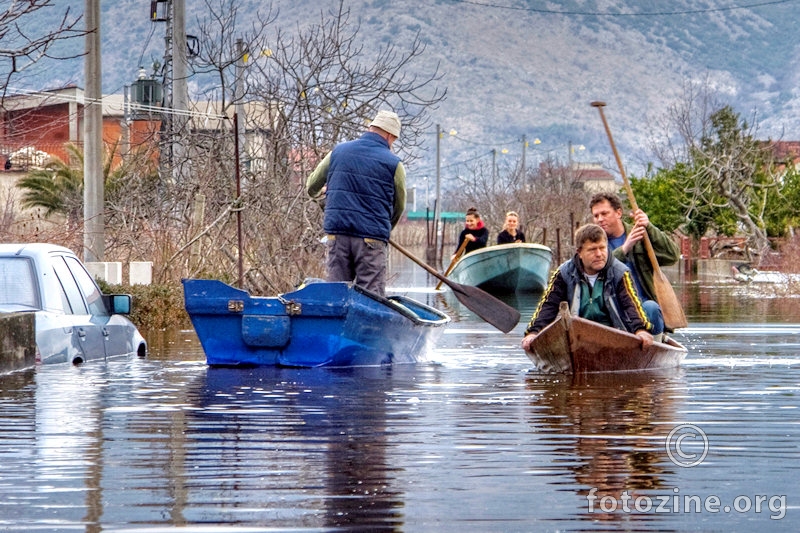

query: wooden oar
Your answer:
[435,237,469,290]
[389,239,521,333]
[591,101,688,330]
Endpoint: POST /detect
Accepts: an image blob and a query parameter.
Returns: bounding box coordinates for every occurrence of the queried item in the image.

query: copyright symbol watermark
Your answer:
[666,423,709,468]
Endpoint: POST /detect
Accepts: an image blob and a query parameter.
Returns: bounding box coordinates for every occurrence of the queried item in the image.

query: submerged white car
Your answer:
[0,243,147,369]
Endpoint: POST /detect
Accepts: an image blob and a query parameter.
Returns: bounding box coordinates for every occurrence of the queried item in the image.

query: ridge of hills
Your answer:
[11,0,800,177]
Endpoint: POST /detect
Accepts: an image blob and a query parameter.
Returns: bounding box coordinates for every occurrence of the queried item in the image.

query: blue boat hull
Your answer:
[182,279,450,367]
[449,243,553,293]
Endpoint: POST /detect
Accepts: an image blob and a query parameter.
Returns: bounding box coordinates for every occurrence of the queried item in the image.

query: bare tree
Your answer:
[0,1,86,98]
[449,151,526,231]
[648,77,777,257]
[690,106,775,256]
[647,75,722,168]
[449,155,591,258]
[517,160,592,253]
[103,0,446,292]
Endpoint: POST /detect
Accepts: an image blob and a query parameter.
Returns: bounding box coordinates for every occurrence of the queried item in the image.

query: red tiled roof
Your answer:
[575,168,615,181]
[765,140,800,162]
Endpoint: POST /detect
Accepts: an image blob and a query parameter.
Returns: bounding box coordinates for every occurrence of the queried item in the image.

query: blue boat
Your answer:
[449,242,553,294]
[182,278,450,367]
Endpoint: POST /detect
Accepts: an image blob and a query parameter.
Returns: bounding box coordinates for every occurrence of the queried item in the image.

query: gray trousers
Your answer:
[325,234,387,296]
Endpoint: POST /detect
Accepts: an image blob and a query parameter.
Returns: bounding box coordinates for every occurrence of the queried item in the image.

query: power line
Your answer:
[450,0,798,16]
[5,87,229,120]
[449,133,520,147]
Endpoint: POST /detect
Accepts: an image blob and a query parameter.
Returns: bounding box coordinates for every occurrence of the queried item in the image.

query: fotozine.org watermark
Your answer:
[586,423,787,520]
[587,488,786,520]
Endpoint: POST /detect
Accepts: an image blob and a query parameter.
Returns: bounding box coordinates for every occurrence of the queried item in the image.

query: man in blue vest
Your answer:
[306,110,407,296]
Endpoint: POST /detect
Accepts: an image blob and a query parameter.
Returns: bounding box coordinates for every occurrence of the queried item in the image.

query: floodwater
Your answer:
[1,257,799,532]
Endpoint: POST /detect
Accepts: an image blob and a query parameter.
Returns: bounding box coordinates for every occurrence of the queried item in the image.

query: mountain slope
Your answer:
[11,0,800,175]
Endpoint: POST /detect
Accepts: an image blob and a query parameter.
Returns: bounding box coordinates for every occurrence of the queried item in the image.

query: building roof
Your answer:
[2,86,126,117]
[574,167,617,182]
[765,140,800,162]
[187,100,281,132]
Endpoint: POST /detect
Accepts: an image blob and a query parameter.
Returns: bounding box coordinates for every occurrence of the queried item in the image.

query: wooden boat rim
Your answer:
[564,314,689,352]
[550,304,688,352]
[526,301,688,374]
[456,242,552,260]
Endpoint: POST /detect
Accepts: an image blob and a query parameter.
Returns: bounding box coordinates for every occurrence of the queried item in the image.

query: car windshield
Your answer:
[0,257,39,310]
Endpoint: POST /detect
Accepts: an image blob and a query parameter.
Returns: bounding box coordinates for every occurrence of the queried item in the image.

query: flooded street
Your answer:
[1,259,799,532]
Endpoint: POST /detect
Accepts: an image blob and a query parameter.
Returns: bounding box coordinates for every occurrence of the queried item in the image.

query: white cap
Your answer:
[369,109,401,138]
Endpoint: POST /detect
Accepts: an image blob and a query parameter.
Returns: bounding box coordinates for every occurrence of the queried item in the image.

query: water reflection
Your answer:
[185,366,408,531]
[527,368,685,526]
[0,368,36,471]
[4,260,800,531]
[428,287,543,328]
[0,363,126,532]
[683,277,800,324]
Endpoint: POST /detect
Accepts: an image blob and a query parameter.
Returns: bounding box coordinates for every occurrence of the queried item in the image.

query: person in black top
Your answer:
[453,206,489,258]
[496,211,525,244]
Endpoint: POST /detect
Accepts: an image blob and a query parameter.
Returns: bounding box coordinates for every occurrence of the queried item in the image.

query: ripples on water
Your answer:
[1,281,799,531]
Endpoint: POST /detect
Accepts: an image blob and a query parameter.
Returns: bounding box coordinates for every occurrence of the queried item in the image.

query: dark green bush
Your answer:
[96,279,189,331]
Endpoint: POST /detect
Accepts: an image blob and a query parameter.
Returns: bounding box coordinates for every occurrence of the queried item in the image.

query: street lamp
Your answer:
[521,136,543,176]
[431,125,458,265]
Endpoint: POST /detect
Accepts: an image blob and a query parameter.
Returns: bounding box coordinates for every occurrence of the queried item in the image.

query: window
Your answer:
[0,257,39,309]
[64,256,107,316]
[51,256,88,315]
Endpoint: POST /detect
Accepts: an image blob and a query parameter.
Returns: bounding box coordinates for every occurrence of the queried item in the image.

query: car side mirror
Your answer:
[103,294,132,315]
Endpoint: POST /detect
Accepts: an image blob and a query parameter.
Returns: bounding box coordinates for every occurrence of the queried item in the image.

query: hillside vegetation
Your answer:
[10,0,800,176]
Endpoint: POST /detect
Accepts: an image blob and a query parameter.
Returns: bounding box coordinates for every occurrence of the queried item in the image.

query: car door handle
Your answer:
[77,327,87,338]
[102,328,109,337]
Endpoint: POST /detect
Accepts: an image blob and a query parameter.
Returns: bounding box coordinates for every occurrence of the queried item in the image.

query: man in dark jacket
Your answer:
[521,224,653,353]
[589,192,679,338]
[306,110,407,296]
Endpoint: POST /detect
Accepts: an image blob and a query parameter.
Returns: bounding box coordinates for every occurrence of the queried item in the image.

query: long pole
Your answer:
[435,237,469,291]
[234,113,243,288]
[434,124,442,266]
[234,39,246,158]
[491,148,497,185]
[83,0,103,262]
[591,101,688,330]
[234,40,247,288]
[590,103,650,257]
[172,0,188,183]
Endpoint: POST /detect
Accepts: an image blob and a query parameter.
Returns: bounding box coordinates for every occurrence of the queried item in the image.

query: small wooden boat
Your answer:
[526,302,688,373]
[183,278,450,368]
[448,242,553,294]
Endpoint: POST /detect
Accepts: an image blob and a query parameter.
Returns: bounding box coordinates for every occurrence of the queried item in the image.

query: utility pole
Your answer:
[234,39,246,164]
[432,124,442,265]
[83,0,103,262]
[568,140,573,167]
[234,39,246,289]
[491,148,497,185]
[158,0,189,182]
[172,0,188,181]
